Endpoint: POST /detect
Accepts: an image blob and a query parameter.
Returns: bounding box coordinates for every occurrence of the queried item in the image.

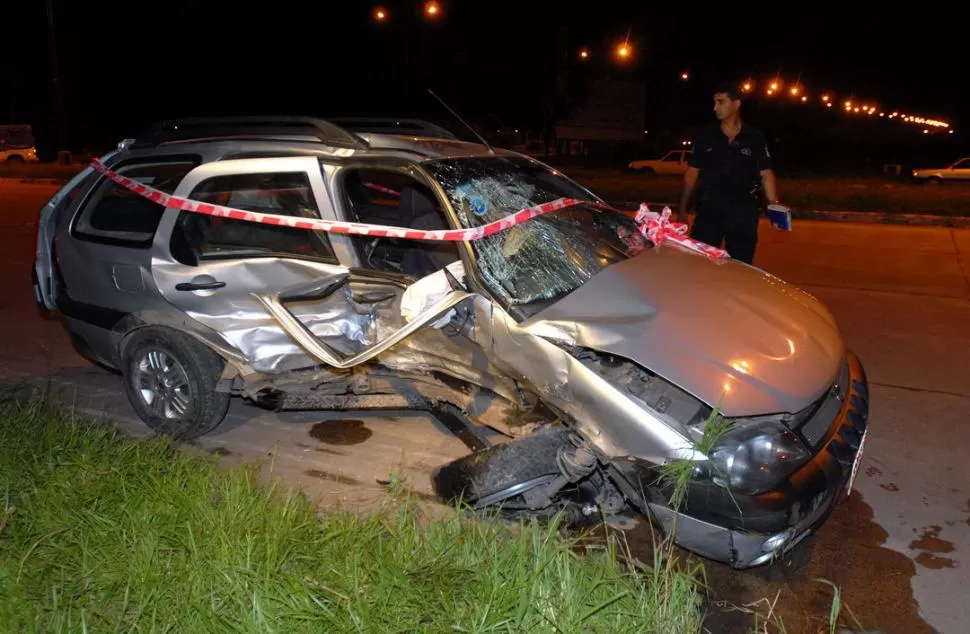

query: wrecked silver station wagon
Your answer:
[32,117,870,569]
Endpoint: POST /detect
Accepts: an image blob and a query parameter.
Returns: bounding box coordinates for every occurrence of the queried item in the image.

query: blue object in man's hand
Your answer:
[767,203,792,231]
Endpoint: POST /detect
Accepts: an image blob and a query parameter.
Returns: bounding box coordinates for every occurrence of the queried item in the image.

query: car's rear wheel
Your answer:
[122,327,230,440]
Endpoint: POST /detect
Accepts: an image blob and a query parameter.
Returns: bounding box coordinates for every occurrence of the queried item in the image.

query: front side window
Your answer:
[340,167,460,278]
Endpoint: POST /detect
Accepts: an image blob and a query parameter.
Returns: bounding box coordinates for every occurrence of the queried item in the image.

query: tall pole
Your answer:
[46,0,67,150]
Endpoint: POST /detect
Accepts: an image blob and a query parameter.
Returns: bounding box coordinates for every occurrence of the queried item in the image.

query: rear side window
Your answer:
[170,172,337,265]
[73,161,195,247]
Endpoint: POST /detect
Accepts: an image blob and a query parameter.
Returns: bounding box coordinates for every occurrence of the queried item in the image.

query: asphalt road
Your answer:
[2,179,968,633]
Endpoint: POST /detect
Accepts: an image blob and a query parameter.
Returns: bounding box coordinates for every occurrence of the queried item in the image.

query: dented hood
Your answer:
[520,246,844,417]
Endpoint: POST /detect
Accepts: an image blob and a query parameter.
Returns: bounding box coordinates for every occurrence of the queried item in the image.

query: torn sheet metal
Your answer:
[254,288,472,370]
[152,255,373,373]
[400,260,466,328]
[469,294,694,463]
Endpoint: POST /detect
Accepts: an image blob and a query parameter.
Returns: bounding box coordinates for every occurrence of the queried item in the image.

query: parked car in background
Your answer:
[0,125,39,163]
[911,157,970,184]
[628,149,692,176]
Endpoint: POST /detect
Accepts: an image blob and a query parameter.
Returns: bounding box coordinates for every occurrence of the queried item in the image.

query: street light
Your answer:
[681,71,689,80]
[423,1,441,19]
[372,6,388,22]
[578,47,590,60]
[615,41,632,61]
[741,80,753,93]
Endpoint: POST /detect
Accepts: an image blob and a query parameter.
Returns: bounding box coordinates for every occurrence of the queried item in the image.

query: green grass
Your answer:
[566,168,970,216]
[0,399,705,633]
[656,404,733,514]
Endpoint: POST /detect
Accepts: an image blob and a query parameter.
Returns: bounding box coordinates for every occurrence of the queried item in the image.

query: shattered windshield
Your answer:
[425,156,652,313]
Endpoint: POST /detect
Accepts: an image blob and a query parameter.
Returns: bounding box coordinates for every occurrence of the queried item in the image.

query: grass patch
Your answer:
[0,399,705,632]
[566,168,970,216]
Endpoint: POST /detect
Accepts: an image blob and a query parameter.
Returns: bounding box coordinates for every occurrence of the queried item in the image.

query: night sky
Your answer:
[4,1,964,157]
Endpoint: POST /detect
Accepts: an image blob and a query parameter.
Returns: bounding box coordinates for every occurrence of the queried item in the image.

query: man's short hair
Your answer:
[714,81,741,102]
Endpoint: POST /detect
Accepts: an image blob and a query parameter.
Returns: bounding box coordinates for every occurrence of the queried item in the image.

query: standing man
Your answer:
[678,81,780,264]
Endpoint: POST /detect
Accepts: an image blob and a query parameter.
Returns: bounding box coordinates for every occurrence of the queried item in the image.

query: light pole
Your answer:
[46,0,67,151]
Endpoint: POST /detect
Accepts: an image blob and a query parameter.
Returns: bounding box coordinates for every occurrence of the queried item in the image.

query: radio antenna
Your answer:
[428,88,495,154]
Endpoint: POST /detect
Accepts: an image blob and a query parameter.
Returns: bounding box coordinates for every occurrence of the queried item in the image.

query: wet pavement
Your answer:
[3,181,969,632]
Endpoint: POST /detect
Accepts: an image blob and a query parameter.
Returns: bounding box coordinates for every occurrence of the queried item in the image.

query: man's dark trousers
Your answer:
[689,205,759,264]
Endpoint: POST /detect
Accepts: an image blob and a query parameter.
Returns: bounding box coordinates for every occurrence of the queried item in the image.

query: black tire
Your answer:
[432,426,572,507]
[5,155,25,164]
[122,327,231,440]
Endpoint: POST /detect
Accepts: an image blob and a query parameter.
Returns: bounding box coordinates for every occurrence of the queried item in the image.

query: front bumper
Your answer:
[649,350,870,569]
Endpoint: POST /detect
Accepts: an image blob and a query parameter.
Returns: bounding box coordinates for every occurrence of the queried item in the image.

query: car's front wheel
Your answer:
[122,327,231,440]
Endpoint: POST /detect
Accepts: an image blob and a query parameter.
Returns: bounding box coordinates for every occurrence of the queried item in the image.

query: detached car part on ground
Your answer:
[32,117,870,569]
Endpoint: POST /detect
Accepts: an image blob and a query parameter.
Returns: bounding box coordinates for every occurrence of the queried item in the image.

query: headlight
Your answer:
[705,419,812,495]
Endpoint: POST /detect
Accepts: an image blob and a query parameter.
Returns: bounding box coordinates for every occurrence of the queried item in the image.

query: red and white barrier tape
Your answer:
[90,159,730,260]
[364,182,401,197]
[634,204,730,261]
[91,159,585,242]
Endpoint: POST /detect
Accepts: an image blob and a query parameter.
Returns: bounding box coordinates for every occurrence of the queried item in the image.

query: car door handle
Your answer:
[176,280,226,291]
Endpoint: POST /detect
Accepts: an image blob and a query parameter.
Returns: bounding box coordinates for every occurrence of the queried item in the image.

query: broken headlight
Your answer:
[703,418,812,496]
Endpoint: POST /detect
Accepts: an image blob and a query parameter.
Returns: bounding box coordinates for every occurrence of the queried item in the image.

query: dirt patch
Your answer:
[879,482,900,492]
[309,419,372,445]
[596,492,934,633]
[208,447,233,457]
[909,525,958,570]
[914,553,957,570]
[909,525,955,554]
[303,469,361,486]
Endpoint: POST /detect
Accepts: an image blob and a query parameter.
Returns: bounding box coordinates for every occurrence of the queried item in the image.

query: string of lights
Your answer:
[369,4,954,134]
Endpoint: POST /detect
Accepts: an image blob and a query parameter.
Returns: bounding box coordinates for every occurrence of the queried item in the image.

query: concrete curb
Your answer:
[616,201,970,228]
[788,208,970,228]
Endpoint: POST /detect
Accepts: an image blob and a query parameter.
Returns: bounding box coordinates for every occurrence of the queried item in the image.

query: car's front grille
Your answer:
[798,359,850,448]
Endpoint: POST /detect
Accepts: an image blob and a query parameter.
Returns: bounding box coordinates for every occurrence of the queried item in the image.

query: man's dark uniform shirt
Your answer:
[686,123,772,263]
[688,122,772,219]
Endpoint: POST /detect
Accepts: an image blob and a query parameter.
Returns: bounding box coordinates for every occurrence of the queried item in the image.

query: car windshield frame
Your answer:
[423,155,653,317]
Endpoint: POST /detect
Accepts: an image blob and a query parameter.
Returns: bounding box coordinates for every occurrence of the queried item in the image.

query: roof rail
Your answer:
[130,116,369,150]
[327,118,458,140]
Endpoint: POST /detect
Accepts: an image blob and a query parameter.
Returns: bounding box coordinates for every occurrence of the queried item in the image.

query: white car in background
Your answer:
[628,149,692,176]
[0,125,39,163]
[911,157,970,184]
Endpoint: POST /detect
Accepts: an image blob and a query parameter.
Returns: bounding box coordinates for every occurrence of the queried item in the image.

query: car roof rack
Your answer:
[130,116,369,150]
[327,118,458,140]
